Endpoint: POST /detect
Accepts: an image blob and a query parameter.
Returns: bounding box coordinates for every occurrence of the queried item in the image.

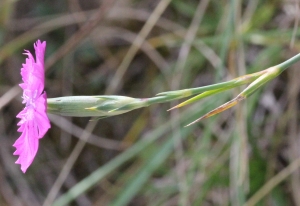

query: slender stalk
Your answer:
[47,53,300,121]
[277,53,300,72]
[157,70,265,98]
[144,95,181,105]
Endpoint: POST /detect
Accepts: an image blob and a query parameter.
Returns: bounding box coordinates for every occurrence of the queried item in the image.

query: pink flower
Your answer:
[14,40,51,173]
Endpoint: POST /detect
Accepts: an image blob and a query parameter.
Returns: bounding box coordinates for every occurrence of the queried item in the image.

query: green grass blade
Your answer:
[52,99,210,206]
[110,127,190,206]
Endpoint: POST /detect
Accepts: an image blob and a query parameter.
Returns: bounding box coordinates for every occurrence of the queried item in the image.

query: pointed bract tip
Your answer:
[108,108,118,113]
[184,95,245,126]
[85,107,97,111]
[185,116,205,127]
[167,105,179,111]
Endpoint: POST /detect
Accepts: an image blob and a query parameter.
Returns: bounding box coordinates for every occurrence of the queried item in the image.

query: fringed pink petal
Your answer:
[34,93,50,138]
[14,40,50,173]
[13,121,39,173]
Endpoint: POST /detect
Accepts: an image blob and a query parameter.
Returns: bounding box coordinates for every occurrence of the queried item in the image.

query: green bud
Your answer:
[47,96,147,117]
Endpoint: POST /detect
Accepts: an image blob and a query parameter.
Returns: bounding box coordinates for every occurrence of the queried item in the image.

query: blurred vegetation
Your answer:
[1,0,300,205]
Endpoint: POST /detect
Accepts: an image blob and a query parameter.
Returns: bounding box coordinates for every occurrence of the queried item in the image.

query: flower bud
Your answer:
[47,96,147,117]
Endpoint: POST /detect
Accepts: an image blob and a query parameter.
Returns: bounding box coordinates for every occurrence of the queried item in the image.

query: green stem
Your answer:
[145,95,181,105]
[277,53,300,72]
[156,71,264,99]
[240,53,300,98]
[47,53,300,118]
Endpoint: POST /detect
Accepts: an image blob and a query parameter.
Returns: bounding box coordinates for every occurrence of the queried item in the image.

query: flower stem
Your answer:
[277,53,300,72]
[47,53,300,120]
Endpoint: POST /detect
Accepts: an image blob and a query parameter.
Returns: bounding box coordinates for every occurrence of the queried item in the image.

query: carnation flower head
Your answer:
[14,40,51,173]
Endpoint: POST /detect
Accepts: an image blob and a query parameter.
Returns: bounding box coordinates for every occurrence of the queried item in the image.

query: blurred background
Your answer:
[1,0,300,205]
